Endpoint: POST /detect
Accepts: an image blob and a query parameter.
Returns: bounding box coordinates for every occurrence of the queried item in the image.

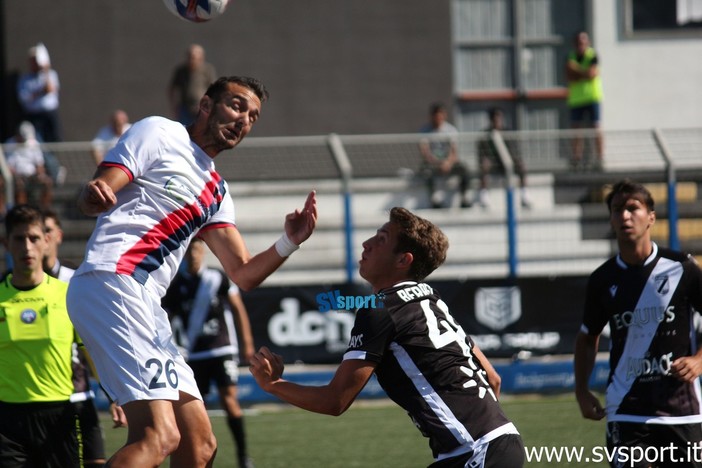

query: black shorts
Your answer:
[570,102,601,124]
[0,400,80,468]
[73,399,106,462]
[606,421,702,468]
[189,354,239,397]
[428,434,525,468]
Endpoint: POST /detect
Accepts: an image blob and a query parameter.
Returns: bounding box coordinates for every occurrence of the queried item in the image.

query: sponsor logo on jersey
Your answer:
[612,306,675,330]
[20,308,37,324]
[348,333,363,348]
[626,352,673,379]
[609,285,618,297]
[474,286,522,331]
[654,274,669,295]
[315,290,385,312]
[201,318,221,336]
[164,175,198,203]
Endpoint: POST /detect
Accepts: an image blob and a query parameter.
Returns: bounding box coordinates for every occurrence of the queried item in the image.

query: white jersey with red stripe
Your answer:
[75,116,235,299]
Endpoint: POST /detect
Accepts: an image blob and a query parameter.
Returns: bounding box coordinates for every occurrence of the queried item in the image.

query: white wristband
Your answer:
[274,233,300,257]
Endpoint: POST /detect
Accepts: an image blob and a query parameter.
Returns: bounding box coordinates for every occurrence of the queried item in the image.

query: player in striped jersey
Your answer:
[575,179,702,467]
[66,76,317,467]
[251,207,524,467]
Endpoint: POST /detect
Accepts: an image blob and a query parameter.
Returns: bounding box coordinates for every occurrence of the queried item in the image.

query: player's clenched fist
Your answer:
[250,346,284,390]
[79,179,117,216]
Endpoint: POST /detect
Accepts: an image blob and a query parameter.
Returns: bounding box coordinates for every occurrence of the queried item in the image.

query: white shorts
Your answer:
[67,271,201,406]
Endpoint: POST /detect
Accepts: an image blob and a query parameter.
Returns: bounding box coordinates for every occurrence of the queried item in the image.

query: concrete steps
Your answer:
[215,173,614,285]
[46,170,700,287]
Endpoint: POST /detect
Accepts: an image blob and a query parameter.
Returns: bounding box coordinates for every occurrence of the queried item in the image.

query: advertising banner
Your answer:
[430,276,611,358]
[241,283,374,364]
[240,276,609,363]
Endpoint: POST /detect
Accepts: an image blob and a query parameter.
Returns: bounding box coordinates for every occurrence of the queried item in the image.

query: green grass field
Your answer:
[100,393,608,467]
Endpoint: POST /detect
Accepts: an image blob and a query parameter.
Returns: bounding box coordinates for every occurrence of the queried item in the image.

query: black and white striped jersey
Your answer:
[582,243,702,424]
[343,281,518,460]
[162,267,239,361]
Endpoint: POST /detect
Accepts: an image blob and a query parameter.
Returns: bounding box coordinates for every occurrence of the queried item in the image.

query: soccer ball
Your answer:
[162,0,230,23]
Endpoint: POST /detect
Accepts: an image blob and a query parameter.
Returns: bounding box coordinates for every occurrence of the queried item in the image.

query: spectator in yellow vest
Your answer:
[566,31,604,171]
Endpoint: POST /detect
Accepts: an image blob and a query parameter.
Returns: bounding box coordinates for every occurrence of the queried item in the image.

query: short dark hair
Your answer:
[42,208,61,229]
[429,102,446,116]
[488,107,503,120]
[605,179,655,213]
[5,205,44,236]
[206,76,269,103]
[389,207,448,281]
[574,30,589,42]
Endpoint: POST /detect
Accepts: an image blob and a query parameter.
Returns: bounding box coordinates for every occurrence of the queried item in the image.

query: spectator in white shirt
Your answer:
[91,109,131,165]
[3,121,53,210]
[16,43,62,142]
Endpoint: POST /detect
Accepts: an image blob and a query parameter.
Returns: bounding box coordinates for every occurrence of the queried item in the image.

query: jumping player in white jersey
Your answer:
[67,76,318,467]
[575,179,702,468]
[250,207,524,468]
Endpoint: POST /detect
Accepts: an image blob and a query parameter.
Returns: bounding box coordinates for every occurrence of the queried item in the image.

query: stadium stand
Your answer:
[1,127,700,284]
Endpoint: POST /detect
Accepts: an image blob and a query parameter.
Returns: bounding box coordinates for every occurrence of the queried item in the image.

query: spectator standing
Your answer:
[16,43,62,143]
[251,207,524,468]
[168,44,217,125]
[42,208,109,468]
[419,102,472,209]
[0,205,80,467]
[163,237,255,468]
[476,107,530,209]
[4,121,53,210]
[91,109,132,165]
[566,31,604,171]
[574,179,702,467]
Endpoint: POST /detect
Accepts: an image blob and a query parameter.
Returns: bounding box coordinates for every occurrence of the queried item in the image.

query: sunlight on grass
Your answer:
[101,393,606,467]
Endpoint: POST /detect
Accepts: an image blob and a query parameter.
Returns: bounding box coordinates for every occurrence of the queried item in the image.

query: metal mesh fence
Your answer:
[0,127,699,284]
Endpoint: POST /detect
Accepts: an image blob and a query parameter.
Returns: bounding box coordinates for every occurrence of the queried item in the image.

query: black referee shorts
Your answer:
[72,399,106,462]
[0,400,80,468]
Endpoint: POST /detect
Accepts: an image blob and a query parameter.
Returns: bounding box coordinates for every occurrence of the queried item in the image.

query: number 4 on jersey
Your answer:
[421,299,496,401]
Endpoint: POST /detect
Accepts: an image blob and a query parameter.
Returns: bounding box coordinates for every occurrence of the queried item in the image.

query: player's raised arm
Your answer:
[202,191,318,291]
[283,190,318,245]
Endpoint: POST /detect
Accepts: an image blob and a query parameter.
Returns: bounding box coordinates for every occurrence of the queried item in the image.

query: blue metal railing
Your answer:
[653,128,680,251]
[328,128,685,282]
[328,134,356,283]
[491,129,519,278]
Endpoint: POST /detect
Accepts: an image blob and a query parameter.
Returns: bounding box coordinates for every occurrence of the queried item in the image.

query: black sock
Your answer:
[228,415,248,459]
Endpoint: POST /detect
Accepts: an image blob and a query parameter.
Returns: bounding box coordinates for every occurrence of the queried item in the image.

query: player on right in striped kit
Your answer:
[251,207,524,468]
[575,179,702,468]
